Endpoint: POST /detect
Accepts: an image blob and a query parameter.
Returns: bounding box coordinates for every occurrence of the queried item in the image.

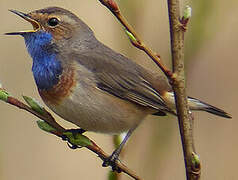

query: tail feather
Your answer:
[188,97,232,119]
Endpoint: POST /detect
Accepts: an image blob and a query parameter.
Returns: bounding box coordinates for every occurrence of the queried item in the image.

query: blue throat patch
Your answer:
[23,31,62,90]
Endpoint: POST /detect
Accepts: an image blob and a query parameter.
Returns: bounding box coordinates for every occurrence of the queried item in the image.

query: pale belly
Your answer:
[43,84,149,134]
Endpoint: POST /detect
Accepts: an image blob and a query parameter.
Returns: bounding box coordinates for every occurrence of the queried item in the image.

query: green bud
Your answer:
[23,96,44,115]
[63,131,92,147]
[37,120,56,133]
[125,30,137,42]
[184,5,192,19]
[0,89,9,102]
[191,152,200,168]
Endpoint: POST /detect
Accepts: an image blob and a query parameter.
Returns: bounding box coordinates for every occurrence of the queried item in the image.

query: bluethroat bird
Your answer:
[6,7,231,168]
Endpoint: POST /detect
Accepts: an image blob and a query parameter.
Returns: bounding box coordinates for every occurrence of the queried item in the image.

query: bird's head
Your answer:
[5,7,95,90]
[6,7,93,41]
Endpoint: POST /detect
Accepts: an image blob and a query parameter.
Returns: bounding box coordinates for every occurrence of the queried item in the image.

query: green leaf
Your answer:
[108,170,118,180]
[125,30,137,42]
[184,5,192,19]
[0,89,9,102]
[37,120,56,133]
[63,131,92,147]
[23,96,44,115]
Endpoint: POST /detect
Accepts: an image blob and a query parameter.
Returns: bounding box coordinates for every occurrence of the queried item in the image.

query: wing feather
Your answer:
[71,42,171,112]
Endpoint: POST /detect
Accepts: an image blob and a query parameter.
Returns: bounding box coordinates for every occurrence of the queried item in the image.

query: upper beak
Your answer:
[5,9,41,35]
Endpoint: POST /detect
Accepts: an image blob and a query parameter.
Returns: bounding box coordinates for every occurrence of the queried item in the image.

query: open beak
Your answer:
[5,10,41,35]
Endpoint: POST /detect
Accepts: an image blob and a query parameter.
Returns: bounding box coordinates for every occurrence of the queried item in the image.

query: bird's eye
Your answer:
[47,18,59,27]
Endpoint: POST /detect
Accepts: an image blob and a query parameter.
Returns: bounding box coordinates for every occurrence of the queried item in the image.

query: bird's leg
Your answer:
[102,127,136,172]
[62,128,86,149]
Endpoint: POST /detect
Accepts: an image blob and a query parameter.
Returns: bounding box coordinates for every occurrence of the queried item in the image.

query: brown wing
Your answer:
[73,41,172,112]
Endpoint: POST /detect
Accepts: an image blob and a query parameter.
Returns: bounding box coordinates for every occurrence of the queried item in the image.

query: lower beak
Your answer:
[5,10,40,35]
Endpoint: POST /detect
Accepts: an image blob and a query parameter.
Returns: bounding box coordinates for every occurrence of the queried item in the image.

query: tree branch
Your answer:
[167,1,201,179]
[0,88,141,180]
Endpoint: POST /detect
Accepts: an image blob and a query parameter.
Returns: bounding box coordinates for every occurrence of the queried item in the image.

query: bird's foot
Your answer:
[67,128,86,135]
[62,128,86,149]
[102,152,122,173]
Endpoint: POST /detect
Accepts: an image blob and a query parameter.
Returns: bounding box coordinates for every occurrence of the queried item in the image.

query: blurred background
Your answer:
[0,0,237,179]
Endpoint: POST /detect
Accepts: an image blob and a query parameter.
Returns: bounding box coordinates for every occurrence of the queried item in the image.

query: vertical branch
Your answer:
[167,0,201,180]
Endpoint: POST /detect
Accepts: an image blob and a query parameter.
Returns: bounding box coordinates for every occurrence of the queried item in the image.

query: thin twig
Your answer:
[0,89,141,180]
[98,0,173,79]
[167,0,201,179]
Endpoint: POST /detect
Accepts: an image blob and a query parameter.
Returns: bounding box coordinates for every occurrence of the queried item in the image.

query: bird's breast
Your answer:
[38,66,77,105]
[37,63,150,133]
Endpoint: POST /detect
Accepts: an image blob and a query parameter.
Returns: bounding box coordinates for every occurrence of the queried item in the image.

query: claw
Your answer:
[102,154,122,173]
[67,128,86,135]
[62,128,86,149]
[67,142,79,149]
[61,135,68,141]
[101,128,135,173]
[61,128,86,141]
